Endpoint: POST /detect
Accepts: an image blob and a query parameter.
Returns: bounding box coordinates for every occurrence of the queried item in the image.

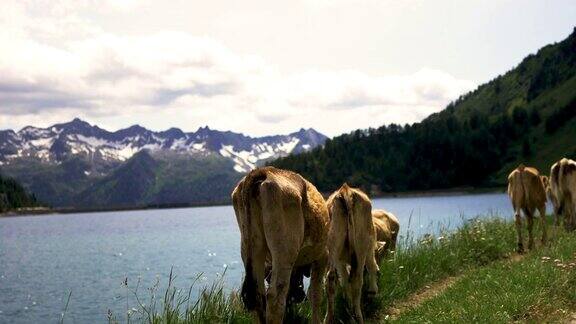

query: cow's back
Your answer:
[524,167,547,209]
[373,216,390,242]
[351,189,375,250]
[508,166,546,210]
[372,210,399,242]
[559,158,576,199]
[326,185,375,263]
[245,167,329,267]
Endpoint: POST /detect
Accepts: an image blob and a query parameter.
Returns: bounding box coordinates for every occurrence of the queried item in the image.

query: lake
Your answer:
[0,192,515,323]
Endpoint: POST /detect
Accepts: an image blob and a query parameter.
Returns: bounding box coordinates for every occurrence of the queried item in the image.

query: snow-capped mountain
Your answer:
[0,118,327,173]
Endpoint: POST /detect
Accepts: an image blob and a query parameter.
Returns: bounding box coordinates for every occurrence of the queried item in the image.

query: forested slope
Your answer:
[0,174,39,212]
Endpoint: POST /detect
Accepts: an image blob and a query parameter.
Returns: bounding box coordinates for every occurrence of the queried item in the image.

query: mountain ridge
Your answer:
[0,118,327,172]
[0,120,327,207]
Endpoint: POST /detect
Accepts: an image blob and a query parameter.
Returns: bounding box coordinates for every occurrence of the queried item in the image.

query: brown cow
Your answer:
[231,167,329,324]
[325,184,379,324]
[372,209,400,262]
[550,158,576,231]
[507,164,548,252]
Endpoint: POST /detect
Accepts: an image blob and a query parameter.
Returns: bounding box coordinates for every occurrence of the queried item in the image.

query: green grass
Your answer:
[365,217,517,320]
[109,216,575,323]
[394,231,576,323]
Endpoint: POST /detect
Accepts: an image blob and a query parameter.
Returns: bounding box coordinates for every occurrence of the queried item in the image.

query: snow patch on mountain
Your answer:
[0,119,328,173]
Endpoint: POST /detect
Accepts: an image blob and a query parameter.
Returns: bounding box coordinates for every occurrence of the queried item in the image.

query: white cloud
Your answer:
[0,0,475,136]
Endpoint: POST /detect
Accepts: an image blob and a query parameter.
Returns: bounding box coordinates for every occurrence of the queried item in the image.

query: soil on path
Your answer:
[378,252,526,321]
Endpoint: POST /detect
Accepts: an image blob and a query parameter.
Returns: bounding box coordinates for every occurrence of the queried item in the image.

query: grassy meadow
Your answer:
[394,231,576,323]
[107,216,576,323]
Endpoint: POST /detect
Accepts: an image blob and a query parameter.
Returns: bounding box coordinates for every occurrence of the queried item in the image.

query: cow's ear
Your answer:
[376,241,386,254]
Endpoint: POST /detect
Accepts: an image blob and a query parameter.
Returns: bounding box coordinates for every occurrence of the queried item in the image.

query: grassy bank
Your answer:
[393,231,576,323]
[109,216,572,323]
[365,217,517,320]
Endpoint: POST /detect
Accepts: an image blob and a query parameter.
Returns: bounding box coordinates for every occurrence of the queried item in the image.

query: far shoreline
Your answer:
[1,186,507,218]
[370,186,506,199]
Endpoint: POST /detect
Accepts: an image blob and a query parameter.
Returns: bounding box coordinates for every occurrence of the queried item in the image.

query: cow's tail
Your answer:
[517,164,531,207]
[240,169,267,314]
[558,159,570,202]
[551,161,564,215]
[338,183,359,281]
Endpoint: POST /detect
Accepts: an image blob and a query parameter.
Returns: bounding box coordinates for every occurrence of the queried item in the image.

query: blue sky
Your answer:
[1,0,575,136]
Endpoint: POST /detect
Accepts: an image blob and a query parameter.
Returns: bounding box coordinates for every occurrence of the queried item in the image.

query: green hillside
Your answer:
[0,157,97,206]
[0,173,39,212]
[270,28,576,193]
[75,150,242,208]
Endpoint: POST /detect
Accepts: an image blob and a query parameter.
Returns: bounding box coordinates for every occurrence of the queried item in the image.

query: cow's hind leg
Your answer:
[260,181,302,324]
[309,256,327,324]
[525,208,535,250]
[240,235,267,323]
[324,268,337,324]
[514,211,524,253]
[349,254,366,324]
[554,199,562,228]
[523,207,535,250]
[570,198,576,232]
[563,203,573,232]
[553,204,561,240]
[539,205,547,245]
[364,246,379,298]
[266,263,295,324]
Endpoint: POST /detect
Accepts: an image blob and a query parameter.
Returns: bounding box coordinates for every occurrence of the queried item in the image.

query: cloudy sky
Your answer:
[1,0,575,137]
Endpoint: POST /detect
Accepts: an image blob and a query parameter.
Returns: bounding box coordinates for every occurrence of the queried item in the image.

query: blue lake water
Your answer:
[0,192,515,323]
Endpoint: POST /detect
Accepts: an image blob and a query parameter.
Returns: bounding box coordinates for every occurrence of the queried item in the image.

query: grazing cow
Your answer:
[507,165,548,252]
[231,167,329,324]
[550,158,576,231]
[372,209,400,262]
[325,184,379,324]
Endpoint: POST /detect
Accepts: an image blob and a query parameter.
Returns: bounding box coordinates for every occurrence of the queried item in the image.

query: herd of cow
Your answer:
[507,157,576,252]
[230,157,576,324]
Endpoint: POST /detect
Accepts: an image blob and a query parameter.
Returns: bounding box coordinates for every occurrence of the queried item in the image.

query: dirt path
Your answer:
[377,252,526,321]
[384,275,462,320]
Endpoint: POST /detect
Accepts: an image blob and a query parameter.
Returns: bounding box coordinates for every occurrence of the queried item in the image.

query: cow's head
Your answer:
[366,242,384,297]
